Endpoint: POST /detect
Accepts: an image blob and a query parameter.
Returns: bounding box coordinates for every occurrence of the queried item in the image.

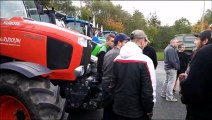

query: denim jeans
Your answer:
[162,69,177,99]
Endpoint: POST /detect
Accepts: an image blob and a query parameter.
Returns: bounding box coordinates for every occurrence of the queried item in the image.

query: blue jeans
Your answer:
[162,69,177,99]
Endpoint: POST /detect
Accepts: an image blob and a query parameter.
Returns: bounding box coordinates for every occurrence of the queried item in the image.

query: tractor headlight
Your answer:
[74,66,84,77]
[78,37,87,47]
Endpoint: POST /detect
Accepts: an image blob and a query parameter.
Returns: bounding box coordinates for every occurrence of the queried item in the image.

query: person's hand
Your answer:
[179,73,187,81]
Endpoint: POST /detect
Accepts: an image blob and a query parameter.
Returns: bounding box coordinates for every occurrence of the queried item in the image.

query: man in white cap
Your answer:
[111,30,156,120]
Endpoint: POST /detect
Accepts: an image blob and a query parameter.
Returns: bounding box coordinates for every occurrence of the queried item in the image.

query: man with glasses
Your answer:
[161,38,180,102]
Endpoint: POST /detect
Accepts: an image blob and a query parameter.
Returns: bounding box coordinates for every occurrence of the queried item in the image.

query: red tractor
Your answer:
[0,1,102,120]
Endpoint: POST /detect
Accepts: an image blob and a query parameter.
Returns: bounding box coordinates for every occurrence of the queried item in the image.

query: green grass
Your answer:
[157,51,164,61]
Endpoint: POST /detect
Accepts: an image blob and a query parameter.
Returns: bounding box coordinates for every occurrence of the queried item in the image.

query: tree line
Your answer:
[44,0,212,50]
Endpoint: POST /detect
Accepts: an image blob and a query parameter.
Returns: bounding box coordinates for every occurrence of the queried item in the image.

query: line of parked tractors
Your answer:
[0,0,117,119]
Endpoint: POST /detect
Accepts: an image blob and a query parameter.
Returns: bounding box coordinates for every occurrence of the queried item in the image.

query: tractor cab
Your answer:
[0,0,43,20]
[64,17,102,56]
[98,30,117,44]
[64,17,93,37]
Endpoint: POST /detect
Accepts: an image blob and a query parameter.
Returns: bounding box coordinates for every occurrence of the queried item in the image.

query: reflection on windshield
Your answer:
[0,1,27,19]
[66,22,84,34]
[25,1,40,21]
[40,14,50,23]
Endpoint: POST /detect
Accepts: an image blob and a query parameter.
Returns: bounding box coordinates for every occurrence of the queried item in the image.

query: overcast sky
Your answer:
[113,1,212,26]
[73,1,212,26]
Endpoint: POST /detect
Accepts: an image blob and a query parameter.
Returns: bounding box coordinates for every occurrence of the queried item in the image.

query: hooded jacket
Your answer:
[112,42,156,118]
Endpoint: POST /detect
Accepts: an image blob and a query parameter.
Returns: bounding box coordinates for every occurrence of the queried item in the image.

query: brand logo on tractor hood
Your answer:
[0,37,21,46]
[3,21,20,26]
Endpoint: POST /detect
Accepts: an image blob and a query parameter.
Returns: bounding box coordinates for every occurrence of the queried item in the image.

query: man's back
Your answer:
[164,45,180,70]
[102,47,120,79]
[143,45,158,69]
[112,42,156,118]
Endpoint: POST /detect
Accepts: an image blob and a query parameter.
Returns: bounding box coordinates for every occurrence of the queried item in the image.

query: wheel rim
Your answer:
[0,95,31,120]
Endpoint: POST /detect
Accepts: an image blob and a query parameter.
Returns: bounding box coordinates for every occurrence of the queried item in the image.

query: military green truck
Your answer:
[174,34,196,56]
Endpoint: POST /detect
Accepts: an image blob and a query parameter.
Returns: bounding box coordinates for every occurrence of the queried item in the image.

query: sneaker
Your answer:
[160,93,166,98]
[166,97,177,102]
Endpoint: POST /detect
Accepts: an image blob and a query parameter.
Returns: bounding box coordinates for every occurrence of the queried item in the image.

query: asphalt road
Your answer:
[68,61,186,120]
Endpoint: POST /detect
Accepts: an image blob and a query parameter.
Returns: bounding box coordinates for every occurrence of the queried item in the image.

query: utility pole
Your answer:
[201,0,205,32]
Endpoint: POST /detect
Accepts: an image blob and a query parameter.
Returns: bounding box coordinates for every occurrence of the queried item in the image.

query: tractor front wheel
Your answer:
[0,72,67,120]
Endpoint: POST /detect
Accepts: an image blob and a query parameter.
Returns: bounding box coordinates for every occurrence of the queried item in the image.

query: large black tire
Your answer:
[0,72,68,120]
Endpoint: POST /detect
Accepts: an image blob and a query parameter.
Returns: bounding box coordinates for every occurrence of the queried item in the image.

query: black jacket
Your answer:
[97,44,111,79]
[180,44,212,118]
[112,42,156,118]
[143,45,158,69]
[177,51,189,74]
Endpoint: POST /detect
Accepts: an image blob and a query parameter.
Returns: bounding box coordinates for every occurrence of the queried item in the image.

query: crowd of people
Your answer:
[94,24,212,120]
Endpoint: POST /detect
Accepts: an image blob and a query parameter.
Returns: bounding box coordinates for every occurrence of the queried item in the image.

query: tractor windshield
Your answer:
[24,1,41,21]
[66,22,85,34]
[0,1,27,19]
[0,0,41,21]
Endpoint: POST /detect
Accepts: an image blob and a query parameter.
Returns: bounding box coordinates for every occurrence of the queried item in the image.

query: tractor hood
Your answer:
[1,17,91,46]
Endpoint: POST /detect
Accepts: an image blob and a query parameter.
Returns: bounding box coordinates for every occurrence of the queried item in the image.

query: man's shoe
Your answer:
[166,97,177,102]
[160,93,166,98]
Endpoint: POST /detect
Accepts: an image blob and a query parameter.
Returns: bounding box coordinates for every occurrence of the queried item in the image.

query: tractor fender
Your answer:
[0,61,51,78]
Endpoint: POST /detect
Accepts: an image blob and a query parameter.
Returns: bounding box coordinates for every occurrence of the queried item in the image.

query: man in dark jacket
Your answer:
[112,30,156,120]
[179,30,212,119]
[97,33,115,82]
[173,44,189,92]
[102,33,130,120]
[143,39,158,69]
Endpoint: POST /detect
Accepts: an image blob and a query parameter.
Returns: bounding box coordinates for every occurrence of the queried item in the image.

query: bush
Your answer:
[157,51,164,61]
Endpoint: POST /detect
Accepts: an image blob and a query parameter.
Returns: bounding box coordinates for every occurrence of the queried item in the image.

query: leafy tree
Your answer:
[146,12,161,44]
[192,20,209,33]
[147,12,161,28]
[172,17,192,34]
[204,9,212,25]
[103,18,125,32]
[154,26,175,50]
[80,7,92,21]
[47,0,77,16]
[125,10,146,35]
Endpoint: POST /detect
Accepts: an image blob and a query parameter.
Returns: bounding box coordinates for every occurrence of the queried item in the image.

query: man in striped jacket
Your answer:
[111,30,156,120]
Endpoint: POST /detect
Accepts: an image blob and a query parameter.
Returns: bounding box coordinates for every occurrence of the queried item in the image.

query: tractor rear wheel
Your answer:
[0,72,67,120]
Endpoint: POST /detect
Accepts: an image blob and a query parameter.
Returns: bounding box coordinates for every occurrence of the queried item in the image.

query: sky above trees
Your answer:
[74,1,212,26]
